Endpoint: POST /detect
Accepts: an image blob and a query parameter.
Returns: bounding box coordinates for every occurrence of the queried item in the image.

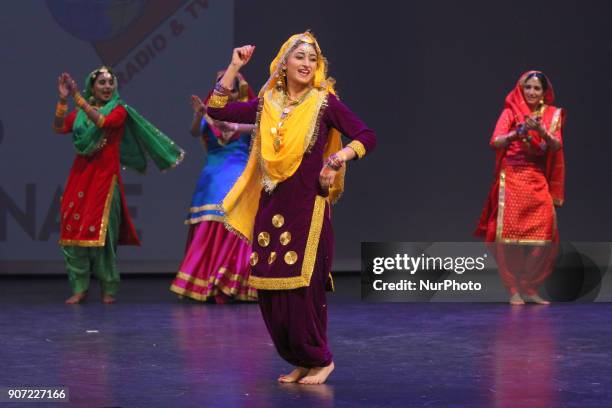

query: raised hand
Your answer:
[58,73,71,99]
[63,73,78,96]
[191,95,205,114]
[230,45,255,70]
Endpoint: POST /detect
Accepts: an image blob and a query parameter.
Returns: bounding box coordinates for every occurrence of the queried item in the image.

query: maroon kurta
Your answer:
[208,92,376,367]
[58,107,139,247]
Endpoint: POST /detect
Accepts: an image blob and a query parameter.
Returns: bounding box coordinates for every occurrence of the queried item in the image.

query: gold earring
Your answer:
[275,66,287,91]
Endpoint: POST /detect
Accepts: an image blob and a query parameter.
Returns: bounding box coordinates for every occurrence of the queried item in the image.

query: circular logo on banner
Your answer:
[46,0,147,41]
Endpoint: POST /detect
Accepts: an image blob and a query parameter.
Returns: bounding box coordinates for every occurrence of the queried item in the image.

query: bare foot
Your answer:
[278,367,308,383]
[65,292,87,304]
[509,293,525,306]
[522,294,550,305]
[298,362,335,385]
[102,294,117,304]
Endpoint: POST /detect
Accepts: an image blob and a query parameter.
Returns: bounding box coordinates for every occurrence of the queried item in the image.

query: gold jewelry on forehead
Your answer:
[295,42,316,52]
[522,71,543,86]
[258,30,331,97]
[298,35,315,44]
[90,66,113,80]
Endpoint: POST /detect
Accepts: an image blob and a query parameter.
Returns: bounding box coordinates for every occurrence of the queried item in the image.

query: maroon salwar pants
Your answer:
[257,224,333,368]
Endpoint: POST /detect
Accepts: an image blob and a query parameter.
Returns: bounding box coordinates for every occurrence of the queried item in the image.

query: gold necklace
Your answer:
[283,89,311,111]
[271,88,312,152]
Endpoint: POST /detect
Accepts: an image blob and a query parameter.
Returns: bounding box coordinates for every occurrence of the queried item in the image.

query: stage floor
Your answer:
[0,275,610,407]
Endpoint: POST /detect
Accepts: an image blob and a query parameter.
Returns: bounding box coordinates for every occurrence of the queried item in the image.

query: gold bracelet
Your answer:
[74,94,86,108]
[55,102,68,117]
[96,115,105,128]
[347,140,366,159]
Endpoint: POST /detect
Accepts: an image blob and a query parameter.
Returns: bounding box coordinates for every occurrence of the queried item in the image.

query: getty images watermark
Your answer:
[361,242,612,302]
[372,252,486,292]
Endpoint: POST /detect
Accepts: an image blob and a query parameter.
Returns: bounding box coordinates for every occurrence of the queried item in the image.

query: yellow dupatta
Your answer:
[222,31,345,243]
[260,87,323,191]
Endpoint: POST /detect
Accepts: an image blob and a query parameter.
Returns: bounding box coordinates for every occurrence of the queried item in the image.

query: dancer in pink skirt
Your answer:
[170,72,257,303]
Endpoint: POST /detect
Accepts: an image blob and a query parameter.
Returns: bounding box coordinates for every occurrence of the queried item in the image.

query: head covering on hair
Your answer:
[259,30,336,96]
[221,31,345,242]
[504,71,564,205]
[72,66,184,173]
[505,70,555,118]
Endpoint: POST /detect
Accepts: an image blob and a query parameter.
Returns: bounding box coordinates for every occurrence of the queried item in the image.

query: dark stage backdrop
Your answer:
[1,1,611,274]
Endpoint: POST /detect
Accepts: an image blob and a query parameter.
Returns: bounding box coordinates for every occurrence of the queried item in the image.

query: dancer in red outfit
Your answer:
[54,67,184,304]
[475,71,565,305]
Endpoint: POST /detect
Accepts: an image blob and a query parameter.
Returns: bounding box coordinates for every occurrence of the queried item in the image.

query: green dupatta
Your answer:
[72,74,184,172]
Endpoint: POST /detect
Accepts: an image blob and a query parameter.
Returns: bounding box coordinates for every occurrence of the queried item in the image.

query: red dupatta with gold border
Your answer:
[475,71,566,241]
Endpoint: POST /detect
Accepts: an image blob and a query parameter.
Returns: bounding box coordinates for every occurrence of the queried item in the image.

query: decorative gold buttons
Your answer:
[250,252,259,266]
[284,251,298,265]
[78,191,84,198]
[66,225,72,231]
[272,214,285,228]
[279,231,291,246]
[89,226,96,232]
[268,251,277,264]
[257,231,270,247]
[73,213,80,221]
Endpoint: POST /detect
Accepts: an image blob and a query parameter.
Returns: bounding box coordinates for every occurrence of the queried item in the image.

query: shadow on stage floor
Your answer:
[0,274,610,407]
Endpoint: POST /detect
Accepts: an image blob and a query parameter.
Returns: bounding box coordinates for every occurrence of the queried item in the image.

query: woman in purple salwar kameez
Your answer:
[207,31,376,384]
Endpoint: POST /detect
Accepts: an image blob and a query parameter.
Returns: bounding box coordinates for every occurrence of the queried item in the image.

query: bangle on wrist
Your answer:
[325,153,343,171]
[74,93,86,108]
[214,82,232,96]
[55,101,68,116]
